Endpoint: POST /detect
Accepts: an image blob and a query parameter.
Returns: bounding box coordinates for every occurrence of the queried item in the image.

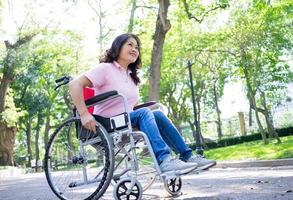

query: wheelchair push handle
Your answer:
[54,75,73,90]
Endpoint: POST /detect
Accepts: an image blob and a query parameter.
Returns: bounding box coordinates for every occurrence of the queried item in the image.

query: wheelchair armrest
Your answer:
[133,101,158,110]
[85,90,118,106]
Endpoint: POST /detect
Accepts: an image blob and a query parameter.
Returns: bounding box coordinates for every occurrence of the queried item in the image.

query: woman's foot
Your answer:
[160,156,198,174]
[186,155,216,170]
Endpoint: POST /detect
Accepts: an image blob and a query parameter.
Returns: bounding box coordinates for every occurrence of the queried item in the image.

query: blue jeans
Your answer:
[130,107,192,164]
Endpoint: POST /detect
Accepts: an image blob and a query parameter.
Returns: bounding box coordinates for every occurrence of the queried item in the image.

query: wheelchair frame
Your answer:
[45,76,185,200]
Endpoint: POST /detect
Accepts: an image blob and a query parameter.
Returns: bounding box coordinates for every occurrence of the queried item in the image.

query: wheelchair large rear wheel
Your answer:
[44,118,114,200]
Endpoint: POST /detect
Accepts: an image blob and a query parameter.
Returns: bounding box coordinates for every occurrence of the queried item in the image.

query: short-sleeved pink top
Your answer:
[83,61,139,117]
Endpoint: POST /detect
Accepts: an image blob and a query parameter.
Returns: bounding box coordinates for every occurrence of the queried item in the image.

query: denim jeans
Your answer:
[130,107,192,164]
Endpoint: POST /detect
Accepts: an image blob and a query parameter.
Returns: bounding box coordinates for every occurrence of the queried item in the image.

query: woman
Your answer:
[69,33,216,173]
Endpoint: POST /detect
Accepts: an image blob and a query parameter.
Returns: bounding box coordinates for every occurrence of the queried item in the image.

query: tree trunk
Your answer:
[0,53,16,166]
[88,0,110,55]
[127,0,137,33]
[249,106,252,126]
[148,0,171,101]
[228,120,232,136]
[188,120,197,142]
[0,121,17,166]
[250,92,268,144]
[97,0,103,54]
[198,129,207,149]
[0,47,16,113]
[252,101,267,143]
[0,77,13,113]
[260,92,281,143]
[35,113,41,172]
[26,117,33,167]
[188,120,207,149]
[44,113,50,149]
[243,64,268,144]
[213,81,223,139]
[63,92,74,112]
[263,111,281,142]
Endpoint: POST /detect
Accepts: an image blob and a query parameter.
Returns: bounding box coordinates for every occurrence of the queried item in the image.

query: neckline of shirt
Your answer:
[113,61,131,75]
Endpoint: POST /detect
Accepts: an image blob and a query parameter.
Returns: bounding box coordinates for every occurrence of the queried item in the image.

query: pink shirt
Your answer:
[84,61,139,117]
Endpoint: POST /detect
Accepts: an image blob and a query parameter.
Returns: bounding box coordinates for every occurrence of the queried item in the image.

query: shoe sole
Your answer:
[161,165,198,177]
[197,161,217,171]
[177,165,198,175]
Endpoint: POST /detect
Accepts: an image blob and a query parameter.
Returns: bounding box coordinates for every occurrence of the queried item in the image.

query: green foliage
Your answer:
[204,135,293,160]
[10,29,83,163]
[2,0,292,165]
[0,88,24,127]
[228,0,293,105]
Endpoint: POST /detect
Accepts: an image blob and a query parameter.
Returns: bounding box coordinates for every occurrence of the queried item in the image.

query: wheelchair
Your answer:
[44,76,188,200]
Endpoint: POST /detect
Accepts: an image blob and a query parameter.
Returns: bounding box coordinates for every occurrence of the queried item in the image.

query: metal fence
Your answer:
[181,102,293,142]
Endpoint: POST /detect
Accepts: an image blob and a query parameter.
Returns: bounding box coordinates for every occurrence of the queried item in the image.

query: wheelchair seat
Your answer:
[82,87,159,134]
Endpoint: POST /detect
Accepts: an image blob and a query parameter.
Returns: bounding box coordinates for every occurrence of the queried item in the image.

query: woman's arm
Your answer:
[69,75,97,132]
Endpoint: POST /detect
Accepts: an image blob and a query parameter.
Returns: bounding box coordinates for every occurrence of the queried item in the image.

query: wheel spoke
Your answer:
[45,119,114,200]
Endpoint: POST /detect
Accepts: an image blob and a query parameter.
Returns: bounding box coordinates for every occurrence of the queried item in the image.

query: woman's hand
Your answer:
[68,75,96,133]
[80,111,97,133]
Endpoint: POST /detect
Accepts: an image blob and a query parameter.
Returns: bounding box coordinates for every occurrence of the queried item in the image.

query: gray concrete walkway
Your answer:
[1,165,292,200]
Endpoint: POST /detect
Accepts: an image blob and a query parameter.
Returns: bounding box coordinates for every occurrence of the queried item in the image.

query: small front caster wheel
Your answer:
[113,178,143,200]
[164,177,182,196]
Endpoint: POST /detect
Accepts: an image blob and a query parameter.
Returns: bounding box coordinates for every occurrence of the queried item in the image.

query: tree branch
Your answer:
[182,0,223,23]
[4,32,37,50]
[158,0,171,32]
[137,5,157,10]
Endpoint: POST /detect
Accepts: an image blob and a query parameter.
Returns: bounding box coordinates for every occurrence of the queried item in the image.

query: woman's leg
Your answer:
[153,110,216,169]
[153,110,192,161]
[130,107,170,164]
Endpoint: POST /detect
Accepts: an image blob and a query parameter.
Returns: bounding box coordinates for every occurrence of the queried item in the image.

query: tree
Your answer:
[148,0,171,101]
[11,29,82,167]
[88,0,114,54]
[203,50,228,140]
[227,0,293,144]
[147,1,231,145]
[148,0,229,100]
[0,32,37,165]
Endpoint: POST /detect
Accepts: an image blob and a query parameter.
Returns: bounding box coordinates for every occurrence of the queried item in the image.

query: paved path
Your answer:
[1,166,292,200]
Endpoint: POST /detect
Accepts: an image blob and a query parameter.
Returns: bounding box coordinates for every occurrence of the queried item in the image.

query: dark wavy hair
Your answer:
[99,33,141,85]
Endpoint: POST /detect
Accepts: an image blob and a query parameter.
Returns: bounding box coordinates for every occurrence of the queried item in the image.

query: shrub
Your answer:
[189,127,293,150]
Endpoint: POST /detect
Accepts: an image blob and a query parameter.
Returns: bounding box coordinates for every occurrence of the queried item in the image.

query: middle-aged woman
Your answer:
[69,33,216,173]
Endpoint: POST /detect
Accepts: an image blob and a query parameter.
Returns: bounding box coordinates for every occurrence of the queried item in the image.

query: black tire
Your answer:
[164,177,182,196]
[44,118,114,200]
[113,178,143,200]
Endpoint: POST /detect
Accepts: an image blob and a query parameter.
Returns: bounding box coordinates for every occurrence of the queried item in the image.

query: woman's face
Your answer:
[118,37,139,65]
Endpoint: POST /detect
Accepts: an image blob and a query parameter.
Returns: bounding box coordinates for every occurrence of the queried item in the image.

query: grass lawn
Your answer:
[203,135,293,161]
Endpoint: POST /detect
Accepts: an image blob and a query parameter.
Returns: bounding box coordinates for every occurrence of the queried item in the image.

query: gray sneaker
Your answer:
[186,154,216,170]
[160,156,198,174]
